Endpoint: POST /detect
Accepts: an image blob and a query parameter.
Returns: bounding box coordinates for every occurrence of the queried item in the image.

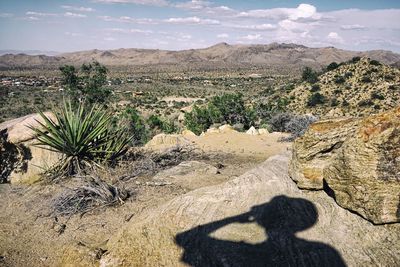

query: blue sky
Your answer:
[1,0,400,52]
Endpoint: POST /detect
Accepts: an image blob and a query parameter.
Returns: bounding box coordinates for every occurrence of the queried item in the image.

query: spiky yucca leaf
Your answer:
[29,101,130,177]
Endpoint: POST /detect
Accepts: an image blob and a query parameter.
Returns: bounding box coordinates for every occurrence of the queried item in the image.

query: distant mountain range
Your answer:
[1,43,400,72]
[0,50,60,56]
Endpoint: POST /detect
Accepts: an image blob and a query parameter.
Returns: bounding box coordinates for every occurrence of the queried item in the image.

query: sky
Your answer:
[0,0,400,53]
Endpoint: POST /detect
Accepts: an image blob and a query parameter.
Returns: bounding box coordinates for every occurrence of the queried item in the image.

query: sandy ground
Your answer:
[0,131,290,267]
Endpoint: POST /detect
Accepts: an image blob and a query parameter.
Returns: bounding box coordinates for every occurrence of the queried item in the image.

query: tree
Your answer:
[301,67,319,84]
[59,61,111,105]
[307,93,326,107]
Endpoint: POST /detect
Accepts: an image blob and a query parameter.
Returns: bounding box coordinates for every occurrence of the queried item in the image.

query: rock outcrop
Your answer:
[81,154,399,267]
[289,107,400,224]
[289,117,360,189]
[324,107,400,224]
[0,113,60,184]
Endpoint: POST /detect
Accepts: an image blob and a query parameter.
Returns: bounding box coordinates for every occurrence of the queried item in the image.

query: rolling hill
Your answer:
[1,43,400,73]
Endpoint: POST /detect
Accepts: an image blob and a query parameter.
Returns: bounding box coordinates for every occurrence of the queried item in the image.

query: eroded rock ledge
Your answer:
[289,107,400,224]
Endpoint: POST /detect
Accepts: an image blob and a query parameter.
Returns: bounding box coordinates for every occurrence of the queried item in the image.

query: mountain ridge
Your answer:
[1,43,400,72]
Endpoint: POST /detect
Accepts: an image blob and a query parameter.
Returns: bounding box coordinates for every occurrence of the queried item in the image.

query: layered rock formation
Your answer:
[289,107,400,224]
[61,154,399,266]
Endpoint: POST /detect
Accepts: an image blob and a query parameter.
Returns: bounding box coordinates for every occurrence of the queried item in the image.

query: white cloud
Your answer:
[217,33,229,38]
[105,28,153,34]
[327,32,344,44]
[61,5,95,12]
[98,15,157,24]
[240,34,262,41]
[92,0,168,6]
[64,12,87,18]
[165,16,219,25]
[175,0,211,10]
[237,4,320,21]
[26,11,58,17]
[235,24,277,31]
[340,24,365,30]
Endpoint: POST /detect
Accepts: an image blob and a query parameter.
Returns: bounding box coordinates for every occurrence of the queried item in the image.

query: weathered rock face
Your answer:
[145,134,190,149]
[0,113,60,184]
[64,154,399,267]
[289,118,360,189]
[290,107,400,224]
[324,107,400,224]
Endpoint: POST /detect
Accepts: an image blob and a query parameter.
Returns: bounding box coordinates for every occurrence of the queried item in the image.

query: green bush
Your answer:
[334,76,346,84]
[147,114,178,134]
[351,56,361,63]
[370,60,381,66]
[327,62,339,71]
[60,61,111,105]
[119,108,148,146]
[30,101,130,177]
[302,67,319,84]
[310,84,320,92]
[361,76,372,83]
[307,93,326,107]
[184,106,212,135]
[184,93,255,135]
[371,92,385,100]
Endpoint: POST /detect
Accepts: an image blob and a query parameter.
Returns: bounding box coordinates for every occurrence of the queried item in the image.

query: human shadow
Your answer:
[175,195,346,267]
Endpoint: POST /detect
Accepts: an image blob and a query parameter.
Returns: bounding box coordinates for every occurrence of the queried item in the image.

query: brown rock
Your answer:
[289,117,359,189]
[324,107,400,224]
[92,154,399,267]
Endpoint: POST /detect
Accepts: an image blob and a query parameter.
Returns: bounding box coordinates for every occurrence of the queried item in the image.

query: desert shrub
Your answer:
[147,114,178,134]
[330,98,339,107]
[370,60,381,66]
[327,62,339,71]
[52,176,128,216]
[342,99,350,107]
[184,93,254,135]
[310,84,320,92]
[184,106,212,135]
[302,67,319,84]
[118,108,148,146]
[334,89,342,94]
[30,101,130,178]
[351,56,361,63]
[358,99,373,107]
[344,72,353,79]
[361,76,372,83]
[269,113,318,142]
[307,92,326,107]
[371,92,385,100]
[334,76,346,84]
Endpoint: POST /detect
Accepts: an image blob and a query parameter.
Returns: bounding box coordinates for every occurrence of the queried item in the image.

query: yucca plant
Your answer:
[29,101,130,177]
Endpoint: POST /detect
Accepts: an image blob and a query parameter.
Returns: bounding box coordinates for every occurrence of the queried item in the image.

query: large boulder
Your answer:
[324,107,400,224]
[76,154,399,267]
[0,113,60,184]
[289,118,360,189]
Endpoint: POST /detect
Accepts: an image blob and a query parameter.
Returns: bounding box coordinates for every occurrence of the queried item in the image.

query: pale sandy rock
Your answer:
[9,141,61,184]
[93,154,400,267]
[145,134,190,149]
[181,129,196,136]
[152,161,219,190]
[324,107,400,224]
[206,127,220,134]
[246,126,259,135]
[289,117,359,189]
[258,128,269,135]
[0,113,61,184]
[0,112,55,144]
[218,124,236,133]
